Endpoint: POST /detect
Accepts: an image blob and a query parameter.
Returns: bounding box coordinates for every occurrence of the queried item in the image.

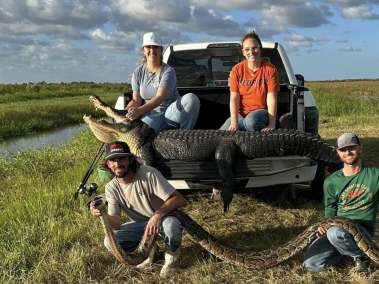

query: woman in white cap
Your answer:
[126,32,200,132]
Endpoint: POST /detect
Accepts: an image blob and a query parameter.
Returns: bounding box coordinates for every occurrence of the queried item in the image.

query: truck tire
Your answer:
[297,163,325,202]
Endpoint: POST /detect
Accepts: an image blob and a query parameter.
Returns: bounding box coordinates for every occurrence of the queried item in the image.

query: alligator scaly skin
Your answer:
[84,95,342,212]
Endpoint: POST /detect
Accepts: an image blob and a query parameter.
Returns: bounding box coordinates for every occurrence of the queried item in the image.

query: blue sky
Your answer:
[0,0,378,84]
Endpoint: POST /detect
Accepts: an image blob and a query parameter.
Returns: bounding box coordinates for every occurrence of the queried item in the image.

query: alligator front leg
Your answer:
[215,139,237,213]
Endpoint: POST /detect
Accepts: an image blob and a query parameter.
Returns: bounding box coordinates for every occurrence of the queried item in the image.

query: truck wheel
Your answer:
[297,163,325,202]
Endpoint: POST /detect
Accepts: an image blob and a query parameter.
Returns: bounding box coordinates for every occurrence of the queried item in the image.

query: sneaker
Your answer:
[355,256,371,273]
[136,242,159,269]
[159,247,181,277]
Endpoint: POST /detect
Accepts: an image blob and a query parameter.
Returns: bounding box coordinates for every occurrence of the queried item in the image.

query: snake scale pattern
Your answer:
[93,197,158,265]
[92,197,379,269]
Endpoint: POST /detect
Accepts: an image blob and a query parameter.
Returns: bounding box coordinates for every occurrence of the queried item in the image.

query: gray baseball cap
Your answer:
[337,133,360,150]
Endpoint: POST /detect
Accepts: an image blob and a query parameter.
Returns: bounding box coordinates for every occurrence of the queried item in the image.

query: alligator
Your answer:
[83,95,342,212]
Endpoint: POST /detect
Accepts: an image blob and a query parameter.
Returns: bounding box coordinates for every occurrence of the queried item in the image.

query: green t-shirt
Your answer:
[324,165,379,236]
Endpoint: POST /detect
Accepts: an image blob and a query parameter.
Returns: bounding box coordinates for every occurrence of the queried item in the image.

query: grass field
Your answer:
[0,83,131,139]
[1,81,379,284]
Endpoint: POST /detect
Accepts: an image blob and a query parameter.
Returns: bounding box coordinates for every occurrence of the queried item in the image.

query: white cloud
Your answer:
[244,19,291,39]
[287,34,308,41]
[287,40,312,47]
[284,33,317,50]
[262,3,330,27]
[339,46,362,52]
[317,35,328,41]
[341,4,379,19]
[109,0,191,23]
[284,45,299,53]
[89,29,135,52]
[179,7,246,36]
[188,0,310,11]
[0,0,108,35]
[0,0,377,83]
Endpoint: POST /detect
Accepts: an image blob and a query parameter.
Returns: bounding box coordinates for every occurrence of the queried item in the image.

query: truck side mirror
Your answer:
[295,74,304,86]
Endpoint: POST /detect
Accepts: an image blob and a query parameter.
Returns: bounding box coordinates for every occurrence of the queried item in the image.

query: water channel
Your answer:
[0,124,87,158]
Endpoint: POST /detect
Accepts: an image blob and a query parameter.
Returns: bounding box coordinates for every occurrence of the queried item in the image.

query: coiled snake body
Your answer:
[92,197,379,269]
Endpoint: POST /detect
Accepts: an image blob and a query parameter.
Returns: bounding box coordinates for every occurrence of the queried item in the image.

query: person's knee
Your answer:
[219,117,231,130]
[244,117,265,131]
[183,93,200,109]
[326,226,347,245]
[244,110,268,131]
[162,217,183,237]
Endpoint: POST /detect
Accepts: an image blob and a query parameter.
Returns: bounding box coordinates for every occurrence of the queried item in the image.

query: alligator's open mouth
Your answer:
[89,95,129,123]
[83,115,122,143]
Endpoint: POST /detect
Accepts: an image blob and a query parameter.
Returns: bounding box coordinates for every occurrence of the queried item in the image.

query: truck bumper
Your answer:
[151,156,318,190]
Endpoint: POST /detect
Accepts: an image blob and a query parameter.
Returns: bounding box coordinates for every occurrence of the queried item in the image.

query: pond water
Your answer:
[0,124,87,158]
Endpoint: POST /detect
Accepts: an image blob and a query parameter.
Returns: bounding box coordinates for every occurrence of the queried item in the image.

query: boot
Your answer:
[211,188,222,201]
[159,247,181,277]
[355,256,371,273]
[136,242,159,269]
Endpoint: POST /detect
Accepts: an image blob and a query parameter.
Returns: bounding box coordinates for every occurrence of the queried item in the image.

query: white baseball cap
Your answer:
[142,32,163,47]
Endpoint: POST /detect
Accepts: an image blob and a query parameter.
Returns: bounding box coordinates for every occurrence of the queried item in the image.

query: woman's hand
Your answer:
[228,122,239,131]
[126,107,143,120]
[261,123,275,132]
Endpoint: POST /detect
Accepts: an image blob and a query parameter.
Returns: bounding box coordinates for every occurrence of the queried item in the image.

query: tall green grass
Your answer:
[0,83,130,104]
[0,130,107,283]
[0,84,131,139]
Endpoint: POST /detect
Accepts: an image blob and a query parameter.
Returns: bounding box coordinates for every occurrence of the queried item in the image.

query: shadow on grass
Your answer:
[181,185,322,211]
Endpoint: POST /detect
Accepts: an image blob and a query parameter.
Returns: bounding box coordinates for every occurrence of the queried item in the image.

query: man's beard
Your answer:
[113,164,130,178]
[341,152,361,165]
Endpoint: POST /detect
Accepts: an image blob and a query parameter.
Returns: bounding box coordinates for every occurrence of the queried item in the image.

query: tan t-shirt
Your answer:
[105,165,176,222]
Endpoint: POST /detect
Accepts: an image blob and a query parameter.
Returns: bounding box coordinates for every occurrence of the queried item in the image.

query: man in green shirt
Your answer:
[303,133,379,273]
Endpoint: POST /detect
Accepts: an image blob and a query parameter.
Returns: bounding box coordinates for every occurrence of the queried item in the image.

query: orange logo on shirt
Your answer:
[346,188,364,200]
[341,183,372,211]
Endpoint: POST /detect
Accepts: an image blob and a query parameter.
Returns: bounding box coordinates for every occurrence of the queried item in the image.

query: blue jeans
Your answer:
[303,226,371,272]
[104,216,183,253]
[141,93,200,132]
[219,108,268,131]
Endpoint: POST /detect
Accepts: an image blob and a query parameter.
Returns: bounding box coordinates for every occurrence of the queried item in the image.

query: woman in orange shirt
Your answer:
[220,31,280,131]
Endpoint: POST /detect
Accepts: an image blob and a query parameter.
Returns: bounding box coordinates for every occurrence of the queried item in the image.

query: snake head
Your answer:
[85,194,107,210]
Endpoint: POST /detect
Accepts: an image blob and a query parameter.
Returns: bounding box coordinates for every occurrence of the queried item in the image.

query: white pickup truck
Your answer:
[115,41,324,200]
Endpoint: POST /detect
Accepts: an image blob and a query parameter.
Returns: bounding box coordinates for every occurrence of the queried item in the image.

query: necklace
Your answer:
[147,64,158,74]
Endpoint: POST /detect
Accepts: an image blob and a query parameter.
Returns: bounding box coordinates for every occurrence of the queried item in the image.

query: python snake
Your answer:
[92,197,379,269]
[92,196,158,265]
